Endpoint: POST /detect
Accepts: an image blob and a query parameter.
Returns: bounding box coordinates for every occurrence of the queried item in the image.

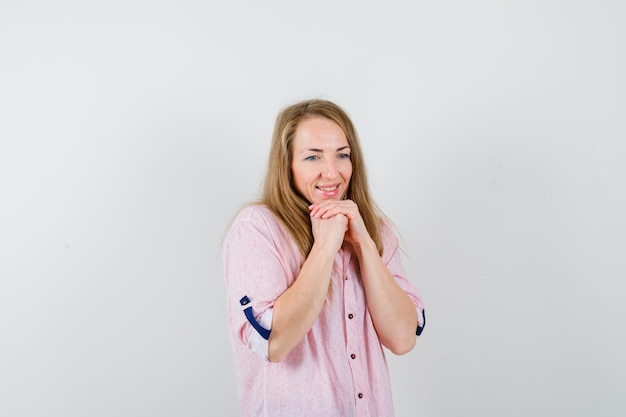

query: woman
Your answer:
[223,99,425,417]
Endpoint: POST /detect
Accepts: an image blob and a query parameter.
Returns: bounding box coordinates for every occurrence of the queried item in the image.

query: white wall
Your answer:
[1,1,625,416]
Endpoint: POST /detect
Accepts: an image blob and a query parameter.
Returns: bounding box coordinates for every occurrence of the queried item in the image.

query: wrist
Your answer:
[351,236,377,258]
[310,239,341,260]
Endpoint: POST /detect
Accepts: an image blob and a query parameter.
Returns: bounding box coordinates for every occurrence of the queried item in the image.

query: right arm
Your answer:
[267,213,347,362]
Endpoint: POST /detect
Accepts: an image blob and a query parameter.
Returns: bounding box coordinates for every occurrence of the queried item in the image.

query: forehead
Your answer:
[293,117,348,150]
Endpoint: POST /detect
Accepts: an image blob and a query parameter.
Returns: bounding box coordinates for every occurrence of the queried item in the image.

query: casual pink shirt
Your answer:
[223,205,425,417]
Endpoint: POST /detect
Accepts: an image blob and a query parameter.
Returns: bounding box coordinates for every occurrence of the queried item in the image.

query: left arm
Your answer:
[352,234,418,354]
[309,200,418,354]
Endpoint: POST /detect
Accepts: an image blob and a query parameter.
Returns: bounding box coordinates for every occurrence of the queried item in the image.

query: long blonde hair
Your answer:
[260,99,383,259]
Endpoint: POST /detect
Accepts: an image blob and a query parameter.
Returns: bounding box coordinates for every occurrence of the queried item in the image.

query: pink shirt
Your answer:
[223,205,425,417]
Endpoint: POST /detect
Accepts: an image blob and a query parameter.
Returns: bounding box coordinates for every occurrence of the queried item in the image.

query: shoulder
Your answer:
[231,204,280,228]
[224,204,300,264]
[377,215,402,259]
[378,215,398,242]
[227,204,287,241]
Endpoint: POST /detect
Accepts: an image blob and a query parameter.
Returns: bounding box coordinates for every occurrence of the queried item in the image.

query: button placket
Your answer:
[342,247,366,406]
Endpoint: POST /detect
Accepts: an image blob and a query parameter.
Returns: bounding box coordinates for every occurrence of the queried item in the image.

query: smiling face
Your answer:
[290,116,353,205]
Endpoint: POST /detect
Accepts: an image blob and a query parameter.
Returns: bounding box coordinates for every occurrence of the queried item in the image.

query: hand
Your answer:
[309,200,371,247]
[310,212,348,254]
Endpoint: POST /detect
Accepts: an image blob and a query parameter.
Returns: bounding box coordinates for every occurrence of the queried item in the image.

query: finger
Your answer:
[321,207,344,219]
[308,203,326,216]
[326,204,358,219]
[320,205,346,219]
[310,201,358,219]
[309,204,325,218]
[310,203,336,218]
[310,206,330,218]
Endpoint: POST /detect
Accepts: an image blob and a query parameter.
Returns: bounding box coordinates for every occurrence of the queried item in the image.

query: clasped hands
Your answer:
[309,200,370,249]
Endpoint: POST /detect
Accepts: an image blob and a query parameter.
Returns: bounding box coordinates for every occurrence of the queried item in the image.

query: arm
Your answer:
[268,213,347,362]
[224,207,347,363]
[310,200,419,355]
[352,234,418,355]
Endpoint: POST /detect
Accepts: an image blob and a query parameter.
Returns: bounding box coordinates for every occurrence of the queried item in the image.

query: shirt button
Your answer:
[348,313,354,319]
[350,353,356,359]
[358,393,364,399]
[344,275,348,280]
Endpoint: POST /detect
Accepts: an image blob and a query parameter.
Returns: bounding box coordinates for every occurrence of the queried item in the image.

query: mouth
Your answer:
[317,185,339,192]
[315,184,342,199]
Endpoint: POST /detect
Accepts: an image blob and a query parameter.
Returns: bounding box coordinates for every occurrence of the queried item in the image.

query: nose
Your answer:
[322,158,338,179]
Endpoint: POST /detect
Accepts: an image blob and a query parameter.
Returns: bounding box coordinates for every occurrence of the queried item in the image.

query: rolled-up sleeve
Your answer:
[380,219,426,333]
[223,207,296,359]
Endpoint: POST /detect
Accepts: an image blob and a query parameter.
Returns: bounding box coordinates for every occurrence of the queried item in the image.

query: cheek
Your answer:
[344,164,353,180]
[291,165,309,190]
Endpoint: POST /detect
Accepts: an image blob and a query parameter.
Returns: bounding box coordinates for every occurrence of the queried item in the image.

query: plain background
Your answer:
[1,1,625,416]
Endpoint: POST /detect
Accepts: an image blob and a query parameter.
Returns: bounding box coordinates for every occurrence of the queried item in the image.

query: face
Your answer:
[291,117,352,204]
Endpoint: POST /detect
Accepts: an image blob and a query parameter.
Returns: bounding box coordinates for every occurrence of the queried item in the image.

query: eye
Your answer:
[304,155,319,161]
[338,153,351,160]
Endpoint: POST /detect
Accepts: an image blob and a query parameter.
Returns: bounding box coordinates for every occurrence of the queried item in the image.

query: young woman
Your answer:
[223,99,425,417]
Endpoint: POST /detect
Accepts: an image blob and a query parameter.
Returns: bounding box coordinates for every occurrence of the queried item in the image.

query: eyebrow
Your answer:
[304,146,351,152]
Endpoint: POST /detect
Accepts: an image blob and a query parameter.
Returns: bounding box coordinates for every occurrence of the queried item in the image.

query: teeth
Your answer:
[319,186,338,192]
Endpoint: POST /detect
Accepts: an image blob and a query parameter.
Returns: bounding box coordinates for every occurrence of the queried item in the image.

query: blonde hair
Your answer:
[260,99,383,260]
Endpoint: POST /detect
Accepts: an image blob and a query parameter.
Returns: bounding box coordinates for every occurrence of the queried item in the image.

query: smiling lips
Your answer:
[317,184,340,197]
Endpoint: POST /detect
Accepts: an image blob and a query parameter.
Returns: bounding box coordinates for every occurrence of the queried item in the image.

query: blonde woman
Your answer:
[223,99,425,417]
